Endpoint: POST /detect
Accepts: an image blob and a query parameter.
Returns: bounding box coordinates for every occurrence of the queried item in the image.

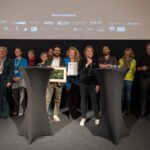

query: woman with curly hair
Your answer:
[64,46,81,119]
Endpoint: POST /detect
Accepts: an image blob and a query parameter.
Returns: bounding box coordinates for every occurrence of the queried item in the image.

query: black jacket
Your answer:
[78,58,98,85]
[98,55,118,65]
[0,58,14,85]
[137,54,150,78]
[44,57,65,67]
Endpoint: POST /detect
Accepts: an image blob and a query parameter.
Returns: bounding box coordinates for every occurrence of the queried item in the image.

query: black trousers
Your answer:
[79,83,99,119]
[140,77,150,115]
[67,83,80,115]
[0,80,9,118]
[12,87,27,114]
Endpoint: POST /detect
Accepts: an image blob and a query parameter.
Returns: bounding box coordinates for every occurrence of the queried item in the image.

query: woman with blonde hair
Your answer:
[119,48,136,115]
[64,46,81,119]
[78,46,100,126]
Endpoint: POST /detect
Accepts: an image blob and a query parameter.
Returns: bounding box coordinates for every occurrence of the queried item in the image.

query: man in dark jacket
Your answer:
[0,46,13,119]
[137,42,150,119]
[98,46,118,68]
[45,45,65,122]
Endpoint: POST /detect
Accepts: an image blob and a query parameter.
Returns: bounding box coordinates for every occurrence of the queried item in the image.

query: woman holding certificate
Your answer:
[79,46,100,126]
[64,47,80,119]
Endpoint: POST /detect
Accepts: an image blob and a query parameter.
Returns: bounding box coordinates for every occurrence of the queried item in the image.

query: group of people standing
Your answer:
[0,43,150,127]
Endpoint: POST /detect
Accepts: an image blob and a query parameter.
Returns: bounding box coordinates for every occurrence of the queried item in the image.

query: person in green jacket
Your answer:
[119,48,136,115]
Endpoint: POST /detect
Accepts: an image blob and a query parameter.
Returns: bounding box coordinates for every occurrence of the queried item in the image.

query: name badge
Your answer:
[14,70,19,74]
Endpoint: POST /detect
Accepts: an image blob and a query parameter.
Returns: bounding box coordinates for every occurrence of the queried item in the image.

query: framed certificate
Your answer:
[47,66,67,83]
[67,62,78,76]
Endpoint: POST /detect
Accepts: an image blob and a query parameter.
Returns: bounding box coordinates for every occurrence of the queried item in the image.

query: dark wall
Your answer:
[1,39,149,115]
[0,40,149,59]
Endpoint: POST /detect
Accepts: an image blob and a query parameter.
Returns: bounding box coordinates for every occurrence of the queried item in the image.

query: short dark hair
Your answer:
[146,42,150,47]
[102,45,110,49]
[53,44,62,50]
[15,47,22,52]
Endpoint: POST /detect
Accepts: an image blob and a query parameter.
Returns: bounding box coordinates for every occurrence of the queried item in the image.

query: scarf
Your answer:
[122,57,133,68]
[28,57,36,66]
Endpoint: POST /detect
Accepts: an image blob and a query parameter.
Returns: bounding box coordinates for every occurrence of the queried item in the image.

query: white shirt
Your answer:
[51,57,60,67]
[0,58,6,74]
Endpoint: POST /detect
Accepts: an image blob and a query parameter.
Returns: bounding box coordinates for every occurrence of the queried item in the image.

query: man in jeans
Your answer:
[45,45,65,122]
[137,42,150,119]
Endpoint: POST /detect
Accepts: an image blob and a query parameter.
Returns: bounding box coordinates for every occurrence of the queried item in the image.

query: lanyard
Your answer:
[15,58,21,68]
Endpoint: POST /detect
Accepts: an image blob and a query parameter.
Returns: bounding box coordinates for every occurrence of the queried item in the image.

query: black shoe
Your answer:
[72,110,81,119]
[1,116,9,120]
[137,112,148,119]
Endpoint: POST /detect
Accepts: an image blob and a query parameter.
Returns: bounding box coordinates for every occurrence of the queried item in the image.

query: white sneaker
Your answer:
[80,118,86,126]
[95,119,100,125]
[53,115,60,122]
[19,112,24,116]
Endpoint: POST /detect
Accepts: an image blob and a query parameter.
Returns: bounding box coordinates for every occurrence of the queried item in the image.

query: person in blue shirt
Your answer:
[12,47,28,116]
[64,47,81,119]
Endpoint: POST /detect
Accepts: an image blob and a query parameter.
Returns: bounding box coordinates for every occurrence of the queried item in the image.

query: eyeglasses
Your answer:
[0,51,6,53]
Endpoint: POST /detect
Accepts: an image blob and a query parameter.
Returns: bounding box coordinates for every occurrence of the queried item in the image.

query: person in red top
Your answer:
[27,49,38,66]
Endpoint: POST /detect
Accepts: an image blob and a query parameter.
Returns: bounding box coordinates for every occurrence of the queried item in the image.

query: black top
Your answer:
[27,58,40,66]
[98,55,118,65]
[137,54,150,78]
[78,58,98,85]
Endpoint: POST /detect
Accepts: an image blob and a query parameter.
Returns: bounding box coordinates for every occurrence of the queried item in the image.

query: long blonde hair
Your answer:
[122,48,135,67]
[123,48,135,59]
[66,46,80,62]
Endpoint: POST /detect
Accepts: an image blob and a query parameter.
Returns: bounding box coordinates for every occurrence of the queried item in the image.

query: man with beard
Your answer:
[45,45,65,122]
[98,46,118,68]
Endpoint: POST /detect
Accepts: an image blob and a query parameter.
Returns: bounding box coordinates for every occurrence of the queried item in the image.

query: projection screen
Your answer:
[0,0,150,39]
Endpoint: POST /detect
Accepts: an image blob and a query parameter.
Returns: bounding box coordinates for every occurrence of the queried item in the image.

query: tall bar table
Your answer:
[94,68,129,144]
[19,67,53,144]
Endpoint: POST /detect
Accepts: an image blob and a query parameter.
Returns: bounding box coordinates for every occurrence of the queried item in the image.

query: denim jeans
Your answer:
[122,80,133,102]
[122,80,133,112]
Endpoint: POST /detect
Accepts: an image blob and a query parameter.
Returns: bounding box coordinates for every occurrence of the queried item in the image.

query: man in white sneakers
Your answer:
[45,45,65,122]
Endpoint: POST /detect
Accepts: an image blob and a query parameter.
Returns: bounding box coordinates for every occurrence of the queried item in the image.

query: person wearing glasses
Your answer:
[0,46,13,119]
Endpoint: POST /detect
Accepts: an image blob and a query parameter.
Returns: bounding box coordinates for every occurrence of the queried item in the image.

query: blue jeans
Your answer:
[122,80,133,104]
[48,105,52,116]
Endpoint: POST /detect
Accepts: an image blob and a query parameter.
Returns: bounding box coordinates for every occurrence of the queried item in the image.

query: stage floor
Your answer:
[0,109,150,150]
